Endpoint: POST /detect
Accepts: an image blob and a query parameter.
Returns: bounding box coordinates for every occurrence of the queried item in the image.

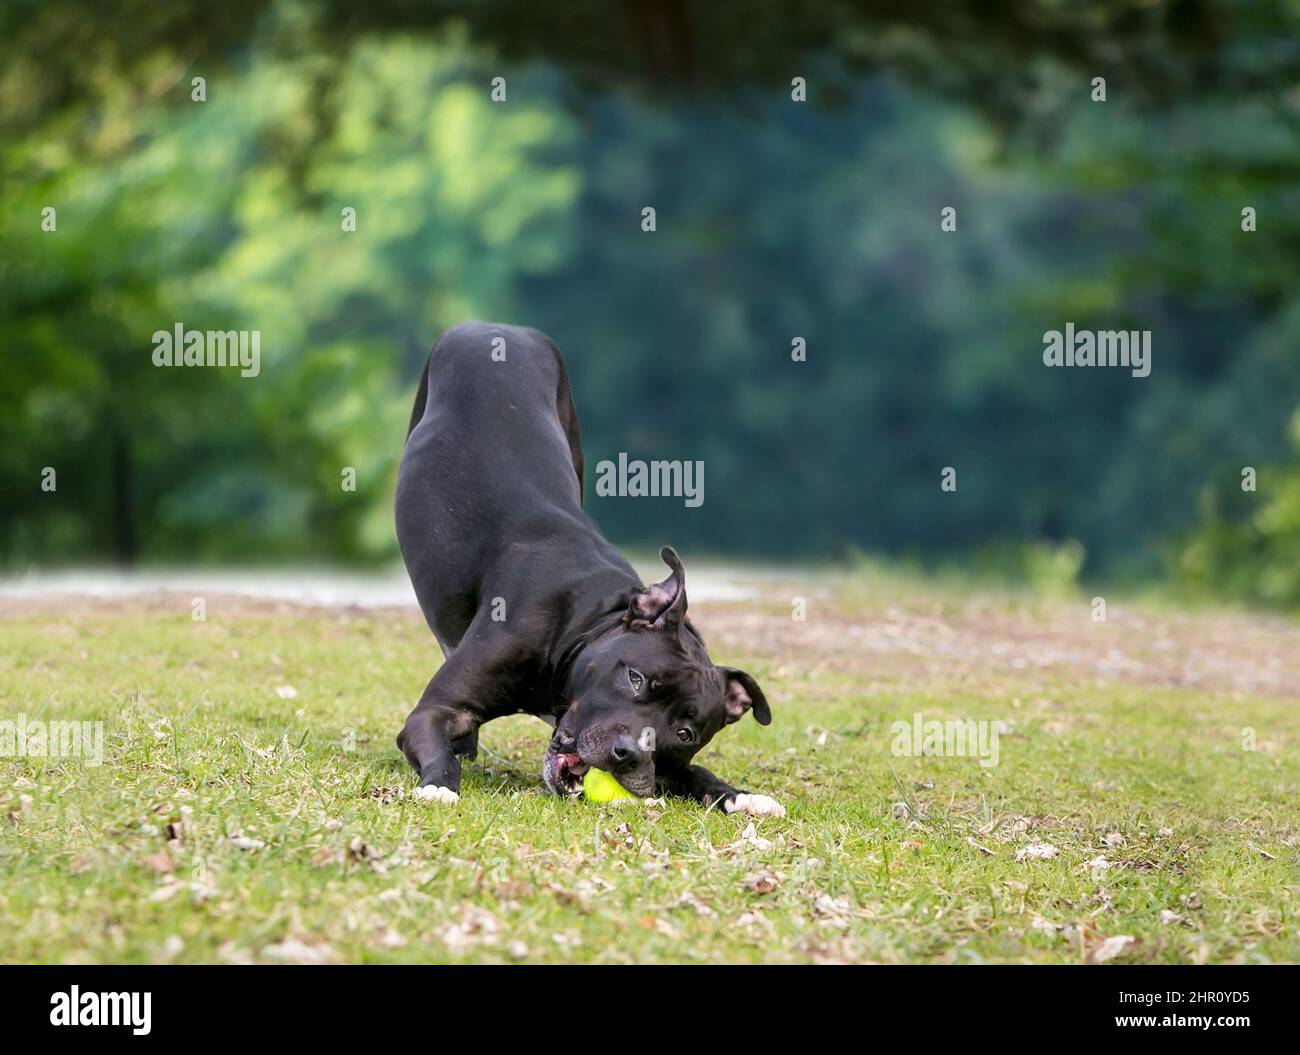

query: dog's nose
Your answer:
[608,734,645,772]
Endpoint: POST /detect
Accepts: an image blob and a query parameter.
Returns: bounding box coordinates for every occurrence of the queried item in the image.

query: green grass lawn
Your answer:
[2,571,1298,963]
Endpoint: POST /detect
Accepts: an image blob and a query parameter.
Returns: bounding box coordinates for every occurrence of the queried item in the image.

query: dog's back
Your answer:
[396,322,586,647]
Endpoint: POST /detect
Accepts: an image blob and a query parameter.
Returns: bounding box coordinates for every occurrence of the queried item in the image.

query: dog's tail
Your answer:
[406,350,431,438]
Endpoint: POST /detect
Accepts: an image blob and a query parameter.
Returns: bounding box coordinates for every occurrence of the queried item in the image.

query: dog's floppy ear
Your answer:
[626,546,688,630]
[719,667,771,726]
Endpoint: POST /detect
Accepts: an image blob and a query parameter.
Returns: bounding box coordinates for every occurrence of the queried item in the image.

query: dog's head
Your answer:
[544,547,770,797]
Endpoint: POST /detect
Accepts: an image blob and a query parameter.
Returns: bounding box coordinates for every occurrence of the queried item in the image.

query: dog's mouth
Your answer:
[542,746,590,797]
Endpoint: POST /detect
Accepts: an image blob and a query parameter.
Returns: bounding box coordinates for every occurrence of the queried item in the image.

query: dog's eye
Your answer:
[627,668,644,691]
[676,727,694,744]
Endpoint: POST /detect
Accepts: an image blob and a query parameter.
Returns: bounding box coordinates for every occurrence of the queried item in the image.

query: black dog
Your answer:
[394,322,783,816]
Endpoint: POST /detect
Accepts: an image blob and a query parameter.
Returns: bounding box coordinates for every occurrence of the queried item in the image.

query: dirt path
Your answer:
[4,566,1298,700]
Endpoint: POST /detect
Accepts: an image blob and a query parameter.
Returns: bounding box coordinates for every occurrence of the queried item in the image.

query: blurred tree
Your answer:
[1177,409,1300,608]
[6,1,1297,141]
[2,0,1299,595]
[2,40,579,563]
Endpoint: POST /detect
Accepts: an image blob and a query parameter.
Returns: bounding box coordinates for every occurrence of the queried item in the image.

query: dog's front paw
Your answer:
[724,793,786,818]
[413,784,460,804]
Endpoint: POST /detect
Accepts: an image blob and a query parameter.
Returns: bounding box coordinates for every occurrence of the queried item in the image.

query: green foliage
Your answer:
[3,40,579,564]
[1177,411,1300,608]
[2,2,1299,601]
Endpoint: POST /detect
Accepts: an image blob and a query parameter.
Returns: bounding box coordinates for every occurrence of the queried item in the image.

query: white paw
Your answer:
[413,784,460,804]
[725,793,786,818]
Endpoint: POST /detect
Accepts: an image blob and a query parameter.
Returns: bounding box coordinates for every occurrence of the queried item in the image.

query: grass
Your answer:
[1,568,1298,964]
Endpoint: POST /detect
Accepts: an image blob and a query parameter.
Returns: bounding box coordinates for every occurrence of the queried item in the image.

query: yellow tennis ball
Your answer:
[582,767,636,803]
